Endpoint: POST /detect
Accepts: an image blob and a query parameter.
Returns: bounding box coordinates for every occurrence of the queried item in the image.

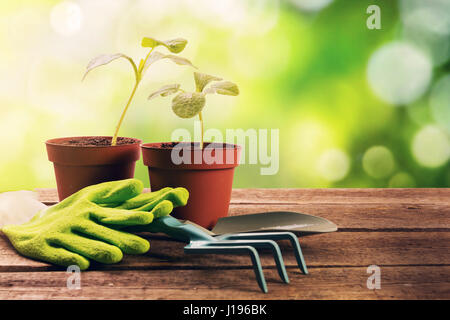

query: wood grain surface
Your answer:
[0,188,448,300]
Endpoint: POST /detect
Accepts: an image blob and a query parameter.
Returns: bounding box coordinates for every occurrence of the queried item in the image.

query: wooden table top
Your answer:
[1,188,449,300]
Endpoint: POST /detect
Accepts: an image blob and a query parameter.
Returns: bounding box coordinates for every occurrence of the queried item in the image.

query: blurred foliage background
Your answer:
[0,0,449,191]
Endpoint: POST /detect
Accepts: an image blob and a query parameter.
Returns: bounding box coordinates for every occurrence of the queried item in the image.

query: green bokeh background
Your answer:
[0,0,448,191]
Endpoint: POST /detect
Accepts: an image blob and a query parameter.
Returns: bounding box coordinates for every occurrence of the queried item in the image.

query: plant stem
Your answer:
[198,111,204,149]
[111,80,139,146]
[111,48,154,146]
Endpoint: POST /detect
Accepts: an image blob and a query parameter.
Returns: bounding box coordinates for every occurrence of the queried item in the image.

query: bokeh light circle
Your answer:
[430,75,450,133]
[317,148,351,182]
[400,0,450,36]
[50,1,83,36]
[388,172,416,188]
[400,0,450,66]
[290,0,334,12]
[412,125,450,168]
[401,15,450,66]
[367,42,432,105]
[362,146,395,179]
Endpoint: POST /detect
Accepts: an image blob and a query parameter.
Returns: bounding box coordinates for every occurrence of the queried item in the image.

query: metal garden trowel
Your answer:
[210,211,338,236]
[147,211,337,293]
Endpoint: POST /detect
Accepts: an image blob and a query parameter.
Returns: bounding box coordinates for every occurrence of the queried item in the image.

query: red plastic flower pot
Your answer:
[46,136,142,201]
[141,142,241,229]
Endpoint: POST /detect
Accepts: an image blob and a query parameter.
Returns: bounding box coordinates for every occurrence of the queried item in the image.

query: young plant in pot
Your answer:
[46,37,195,200]
[143,72,240,229]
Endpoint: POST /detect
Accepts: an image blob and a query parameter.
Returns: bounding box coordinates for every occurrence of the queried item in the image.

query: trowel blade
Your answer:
[211,211,338,236]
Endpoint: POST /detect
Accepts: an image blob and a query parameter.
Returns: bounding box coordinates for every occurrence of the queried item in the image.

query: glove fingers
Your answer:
[117,187,189,211]
[45,247,91,271]
[115,187,173,209]
[48,234,123,265]
[91,200,176,226]
[72,221,150,254]
[150,199,176,218]
[2,227,90,270]
[86,179,144,205]
[91,206,156,226]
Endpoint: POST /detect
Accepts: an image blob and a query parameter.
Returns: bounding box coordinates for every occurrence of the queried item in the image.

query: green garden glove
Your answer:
[1,179,188,270]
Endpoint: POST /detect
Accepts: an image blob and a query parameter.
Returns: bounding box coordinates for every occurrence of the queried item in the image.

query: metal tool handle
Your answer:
[147,216,215,243]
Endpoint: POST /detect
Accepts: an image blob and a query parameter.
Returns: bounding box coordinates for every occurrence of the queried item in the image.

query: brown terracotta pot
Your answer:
[46,136,142,201]
[141,142,241,229]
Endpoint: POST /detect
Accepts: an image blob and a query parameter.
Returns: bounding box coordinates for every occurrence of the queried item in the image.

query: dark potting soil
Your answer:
[59,137,138,147]
[157,142,238,149]
[160,142,180,148]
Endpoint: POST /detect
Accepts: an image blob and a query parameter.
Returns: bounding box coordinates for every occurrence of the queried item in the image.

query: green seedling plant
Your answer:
[148,72,239,149]
[83,37,196,146]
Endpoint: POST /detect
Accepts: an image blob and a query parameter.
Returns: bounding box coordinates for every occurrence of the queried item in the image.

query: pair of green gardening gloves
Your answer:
[1,179,188,270]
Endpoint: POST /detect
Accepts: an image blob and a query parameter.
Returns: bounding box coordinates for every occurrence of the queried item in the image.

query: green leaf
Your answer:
[165,54,196,67]
[194,72,222,92]
[82,53,138,81]
[171,92,206,118]
[141,37,188,53]
[203,81,239,96]
[141,37,164,49]
[143,51,196,72]
[163,38,188,53]
[148,84,181,100]
[144,51,166,68]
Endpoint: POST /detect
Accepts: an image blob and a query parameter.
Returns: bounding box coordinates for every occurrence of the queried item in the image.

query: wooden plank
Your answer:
[229,203,450,230]
[35,188,62,205]
[3,188,448,299]
[0,266,448,299]
[35,189,450,230]
[36,188,450,205]
[1,232,449,271]
[230,188,450,205]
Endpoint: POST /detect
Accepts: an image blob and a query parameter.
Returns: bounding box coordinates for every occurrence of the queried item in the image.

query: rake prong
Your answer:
[209,239,289,284]
[150,216,310,293]
[185,243,268,293]
[218,232,308,274]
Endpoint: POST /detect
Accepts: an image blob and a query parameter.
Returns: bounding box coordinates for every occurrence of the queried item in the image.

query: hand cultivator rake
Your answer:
[147,216,308,293]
